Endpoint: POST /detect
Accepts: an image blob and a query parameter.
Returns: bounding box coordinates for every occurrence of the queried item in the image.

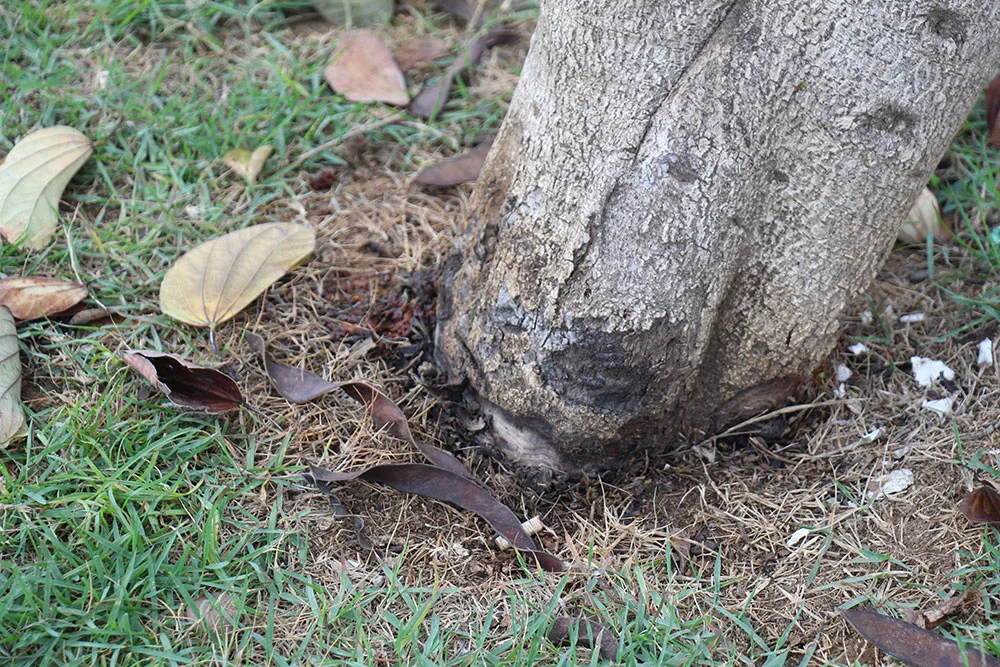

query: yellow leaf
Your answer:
[221,145,273,184]
[0,307,26,447]
[0,126,93,249]
[159,223,316,327]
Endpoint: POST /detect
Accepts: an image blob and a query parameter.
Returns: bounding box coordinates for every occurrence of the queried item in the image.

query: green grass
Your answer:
[3,0,1000,665]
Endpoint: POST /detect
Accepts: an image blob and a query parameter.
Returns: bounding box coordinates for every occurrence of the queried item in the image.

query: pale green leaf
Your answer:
[0,307,26,447]
[0,126,93,249]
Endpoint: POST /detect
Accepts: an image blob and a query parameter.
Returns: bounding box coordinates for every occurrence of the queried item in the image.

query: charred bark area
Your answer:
[436,0,1000,474]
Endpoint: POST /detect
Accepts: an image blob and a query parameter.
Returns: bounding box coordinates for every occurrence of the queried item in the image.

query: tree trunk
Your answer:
[436,0,1000,474]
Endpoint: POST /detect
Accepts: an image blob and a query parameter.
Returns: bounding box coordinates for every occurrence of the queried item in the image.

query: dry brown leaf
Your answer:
[414,137,494,186]
[409,29,518,119]
[221,145,272,184]
[987,73,1000,147]
[902,589,979,630]
[0,126,93,249]
[0,307,26,447]
[548,616,619,662]
[959,484,1000,524]
[394,37,450,72]
[325,30,409,106]
[159,223,315,328]
[185,592,238,635]
[121,350,244,413]
[841,607,1000,667]
[245,331,342,403]
[0,277,87,320]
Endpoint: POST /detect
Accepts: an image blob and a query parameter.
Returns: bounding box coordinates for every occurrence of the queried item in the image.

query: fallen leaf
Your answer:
[898,188,949,244]
[0,126,93,249]
[314,0,393,27]
[246,331,341,403]
[309,462,565,572]
[304,379,565,572]
[68,307,117,326]
[987,73,1000,148]
[121,350,244,413]
[414,137,494,187]
[410,29,519,119]
[186,592,238,635]
[0,307,26,447]
[548,616,618,662]
[325,30,409,106]
[841,607,1000,667]
[221,145,273,184]
[0,277,87,320]
[959,485,1000,524]
[902,590,979,630]
[394,37,450,72]
[340,381,471,477]
[159,223,315,328]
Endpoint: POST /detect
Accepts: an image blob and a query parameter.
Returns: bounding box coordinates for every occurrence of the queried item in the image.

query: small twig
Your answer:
[290,114,403,169]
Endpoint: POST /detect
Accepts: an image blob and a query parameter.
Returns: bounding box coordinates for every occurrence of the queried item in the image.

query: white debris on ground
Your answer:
[786,528,812,549]
[921,397,954,417]
[899,312,926,323]
[911,356,955,387]
[870,469,914,500]
[861,428,882,443]
[860,310,873,326]
[848,342,869,355]
[977,338,994,368]
[835,365,852,382]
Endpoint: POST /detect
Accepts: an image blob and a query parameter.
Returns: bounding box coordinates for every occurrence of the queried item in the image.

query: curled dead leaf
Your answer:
[414,137,494,187]
[325,30,409,106]
[121,350,244,413]
[0,277,87,320]
[959,485,1000,524]
[0,126,93,249]
[159,223,315,328]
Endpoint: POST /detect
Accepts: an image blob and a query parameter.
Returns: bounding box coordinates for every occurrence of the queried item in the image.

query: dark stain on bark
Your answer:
[924,7,968,46]
[538,328,651,414]
[664,154,699,183]
[858,104,917,137]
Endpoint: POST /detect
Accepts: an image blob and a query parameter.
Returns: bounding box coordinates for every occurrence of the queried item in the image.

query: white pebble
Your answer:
[848,343,870,355]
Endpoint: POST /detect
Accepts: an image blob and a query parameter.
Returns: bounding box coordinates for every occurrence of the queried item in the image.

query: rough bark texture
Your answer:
[437,0,1000,474]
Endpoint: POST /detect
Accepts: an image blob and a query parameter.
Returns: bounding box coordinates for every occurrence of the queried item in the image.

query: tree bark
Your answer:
[436,0,1000,474]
